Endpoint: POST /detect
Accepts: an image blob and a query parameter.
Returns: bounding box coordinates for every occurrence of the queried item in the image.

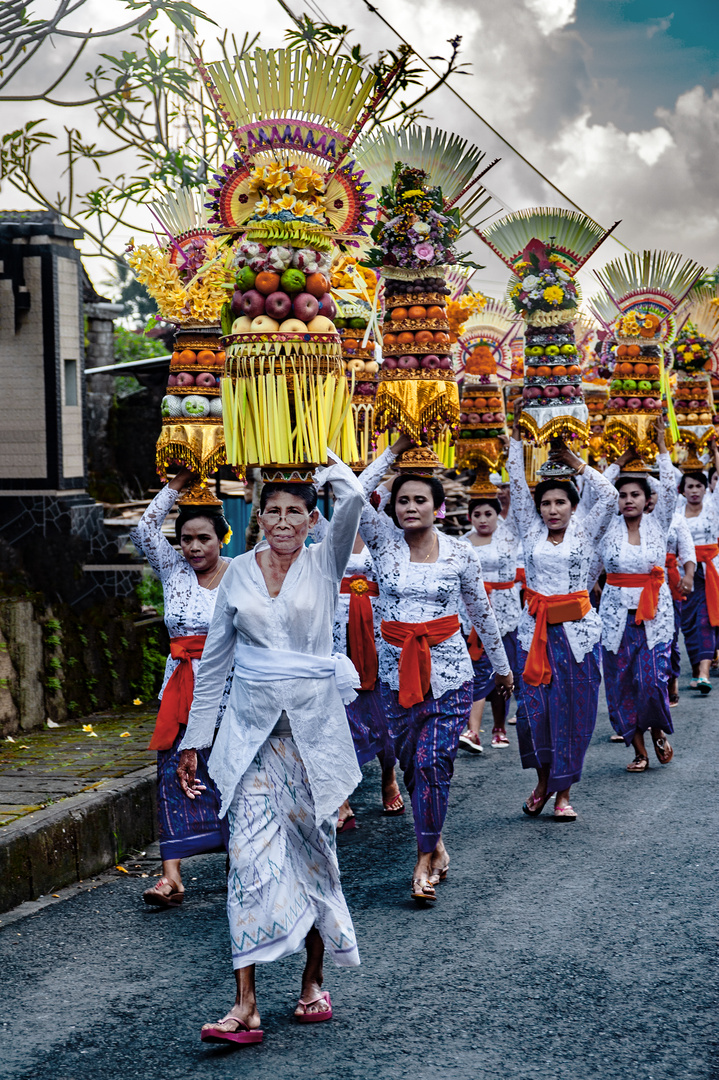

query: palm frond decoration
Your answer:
[198,48,378,153]
[593,250,705,315]
[355,125,497,225]
[462,298,518,339]
[478,207,620,271]
[149,185,209,241]
[677,284,719,341]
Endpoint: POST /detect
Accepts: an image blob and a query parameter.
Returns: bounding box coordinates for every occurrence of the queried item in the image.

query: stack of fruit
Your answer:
[163,335,225,423]
[673,373,713,426]
[671,329,714,465]
[606,336,663,418]
[229,244,338,337]
[585,384,610,436]
[522,326,584,413]
[381,276,453,378]
[337,301,380,467]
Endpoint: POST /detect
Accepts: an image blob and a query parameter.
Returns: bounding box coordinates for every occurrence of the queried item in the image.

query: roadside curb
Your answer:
[0,765,157,913]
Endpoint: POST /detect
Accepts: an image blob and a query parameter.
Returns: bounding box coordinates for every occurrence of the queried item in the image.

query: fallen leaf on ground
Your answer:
[4,736,15,743]
[52,894,60,898]
[18,745,29,749]
[119,731,131,738]
[46,718,60,728]
[115,865,128,873]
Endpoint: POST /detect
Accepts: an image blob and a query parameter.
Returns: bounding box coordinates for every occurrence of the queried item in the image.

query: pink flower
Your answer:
[414,242,435,261]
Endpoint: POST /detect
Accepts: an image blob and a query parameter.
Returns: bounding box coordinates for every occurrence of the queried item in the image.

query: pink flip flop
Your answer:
[200,1015,263,1045]
[295,990,332,1023]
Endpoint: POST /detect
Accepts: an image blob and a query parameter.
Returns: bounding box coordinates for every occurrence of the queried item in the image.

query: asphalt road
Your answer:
[2,665,718,1080]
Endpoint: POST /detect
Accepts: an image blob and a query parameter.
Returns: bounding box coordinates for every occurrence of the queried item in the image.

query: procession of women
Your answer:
[123,42,719,1049]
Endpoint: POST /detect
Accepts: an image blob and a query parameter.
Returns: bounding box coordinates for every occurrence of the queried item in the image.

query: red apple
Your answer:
[230,289,244,317]
[560,385,574,397]
[438,356,451,370]
[265,291,292,320]
[317,293,337,320]
[240,290,265,318]
[175,372,195,387]
[421,355,440,369]
[524,386,541,400]
[494,412,505,422]
[642,397,657,409]
[627,397,642,409]
[293,292,320,321]
[397,355,419,370]
[382,357,398,370]
[167,374,177,386]
[544,385,560,398]
[195,372,217,388]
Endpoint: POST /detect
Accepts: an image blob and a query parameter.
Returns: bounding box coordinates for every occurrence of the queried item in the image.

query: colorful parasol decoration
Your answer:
[200,47,404,479]
[591,250,705,468]
[477,208,620,476]
[357,126,499,470]
[127,186,238,504]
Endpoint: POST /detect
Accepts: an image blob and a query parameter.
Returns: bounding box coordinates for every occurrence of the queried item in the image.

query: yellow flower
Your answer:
[271,194,297,213]
[543,285,564,306]
[401,189,425,199]
[222,527,233,545]
[291,199,311,217]
[254,195,271,216]
[293,166,325,194]
[120,731,131,738]
[247,166,269,194]
[264,163,293,191]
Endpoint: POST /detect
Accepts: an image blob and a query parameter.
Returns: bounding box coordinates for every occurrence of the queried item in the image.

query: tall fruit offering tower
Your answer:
[478,208,619,478]
[358,126,498,471]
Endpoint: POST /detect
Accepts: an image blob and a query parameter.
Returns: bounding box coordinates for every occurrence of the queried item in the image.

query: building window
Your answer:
[64,358,78,406]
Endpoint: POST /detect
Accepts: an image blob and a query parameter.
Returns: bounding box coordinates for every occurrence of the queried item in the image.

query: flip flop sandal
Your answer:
[295,991,332,1023]
[689,678,699,689]
[201,1015,263,1045]
[698,678,712,695]
[669,694,680,707]
[411,877,437,903]
[382,792,405,815]
[491,728,510,747]
[553,804,577,821]
[428,863,449,886]
[142,877,184,908]
[609,733,625,742]
[522,788,552,817]
[337,814,357,833]
[627,754,649,772]
[652,735,674,764]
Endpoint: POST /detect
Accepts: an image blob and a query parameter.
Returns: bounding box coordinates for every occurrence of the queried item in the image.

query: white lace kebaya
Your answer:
[590,452,677,654]
[507,437,618,663]
[666,516,696,574]
[311,516,382,654]
[179,459,365,825]
[357,447,510,699]
[129,485,229,695]
[460,523,521,637]
[674,479,719,575]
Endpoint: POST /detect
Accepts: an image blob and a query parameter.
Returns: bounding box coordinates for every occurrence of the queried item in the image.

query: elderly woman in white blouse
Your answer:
[358,435,513,904]
[508,406,618,821]
[176,456,364,1046]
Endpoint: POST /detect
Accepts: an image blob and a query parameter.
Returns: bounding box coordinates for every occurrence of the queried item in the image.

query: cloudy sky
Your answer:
[3,0,717,298]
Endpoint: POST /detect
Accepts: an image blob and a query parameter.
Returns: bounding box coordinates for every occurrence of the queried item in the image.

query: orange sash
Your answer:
[605,566,665,624]
[467,581,517,661]
[515,568,526,587]
[523,588,591,687]
[340,575,380,691]
[149,634,207,751]
[381,614,461,708]
[694,544,719,626]
[665,554,685,604]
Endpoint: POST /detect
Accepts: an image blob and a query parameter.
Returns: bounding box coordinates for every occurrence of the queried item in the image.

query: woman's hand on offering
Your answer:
[550,440,584,472]
[391,432,415,456]
[168,466,195,492]
[655,414,667,453]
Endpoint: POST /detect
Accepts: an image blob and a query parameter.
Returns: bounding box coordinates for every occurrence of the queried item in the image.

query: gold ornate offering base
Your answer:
[395,446,443,474]
[469,463,499,497]
[177,478,224,508]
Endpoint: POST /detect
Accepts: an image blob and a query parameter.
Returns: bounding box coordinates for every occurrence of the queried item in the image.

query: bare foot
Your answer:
[428,839,450,885]
[202,1001,262,1035]
[294,980,330,1017]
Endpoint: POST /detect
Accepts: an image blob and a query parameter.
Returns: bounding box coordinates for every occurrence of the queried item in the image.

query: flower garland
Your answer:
[673,323,713,373]
[127,236,236,322]
[363,163,462,270]
[508,240,579,319]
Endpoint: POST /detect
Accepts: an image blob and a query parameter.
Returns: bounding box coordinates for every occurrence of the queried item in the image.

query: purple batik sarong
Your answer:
[602,621,673,744]
[346,685,396,768]
[380,680,472,853]
[515,625,601,792]
[157,730,228,860]
[471,630,518,719]
[680,568,719,664]
[670,598,683,679]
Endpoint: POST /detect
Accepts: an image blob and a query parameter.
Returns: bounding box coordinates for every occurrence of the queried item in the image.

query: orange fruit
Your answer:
[408,305,427,320]
[397,331,415,345]
[432,331,449,344]
[414,330,434,344]
[214,351,226,366]
[567,364,580,376]
[197,349,216,364]
[390,307,408,322]
[254,271,281,295]
[488,397,502,408]
[383,332,398,346]
[171,350,182,363]
[475,397,487,409]
[619,362,633,376]
[647,364,660,376]
[553,365,567,377]
[616,344,628,357]
[627,344,641,356]
[426,305,445,319]
[178,349,197,365]
[536,366,551,378]
[633,362,648,375]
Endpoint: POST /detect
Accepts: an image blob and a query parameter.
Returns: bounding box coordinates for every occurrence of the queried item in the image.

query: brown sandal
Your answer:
[626,754,649,772]
[411,876,437,903]
[143,877,184,907]
[652,733,674,764]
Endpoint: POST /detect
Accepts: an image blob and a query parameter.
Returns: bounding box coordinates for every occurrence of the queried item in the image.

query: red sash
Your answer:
[149,634,207,751]
[523,589,592,687]
[665,554,685,603]
[467,581,517,661]
[381,614,461,708]
[605,566,665,624]
[340,575,380,691]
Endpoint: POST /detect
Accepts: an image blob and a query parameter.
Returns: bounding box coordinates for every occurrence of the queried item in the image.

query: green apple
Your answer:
[622,379,637,392]
[236,266,256,291]
[545,345,560,355]
[526,346,544,356]
[280,268,306,293]
[348,317,368,329]
[560,343,576,355]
